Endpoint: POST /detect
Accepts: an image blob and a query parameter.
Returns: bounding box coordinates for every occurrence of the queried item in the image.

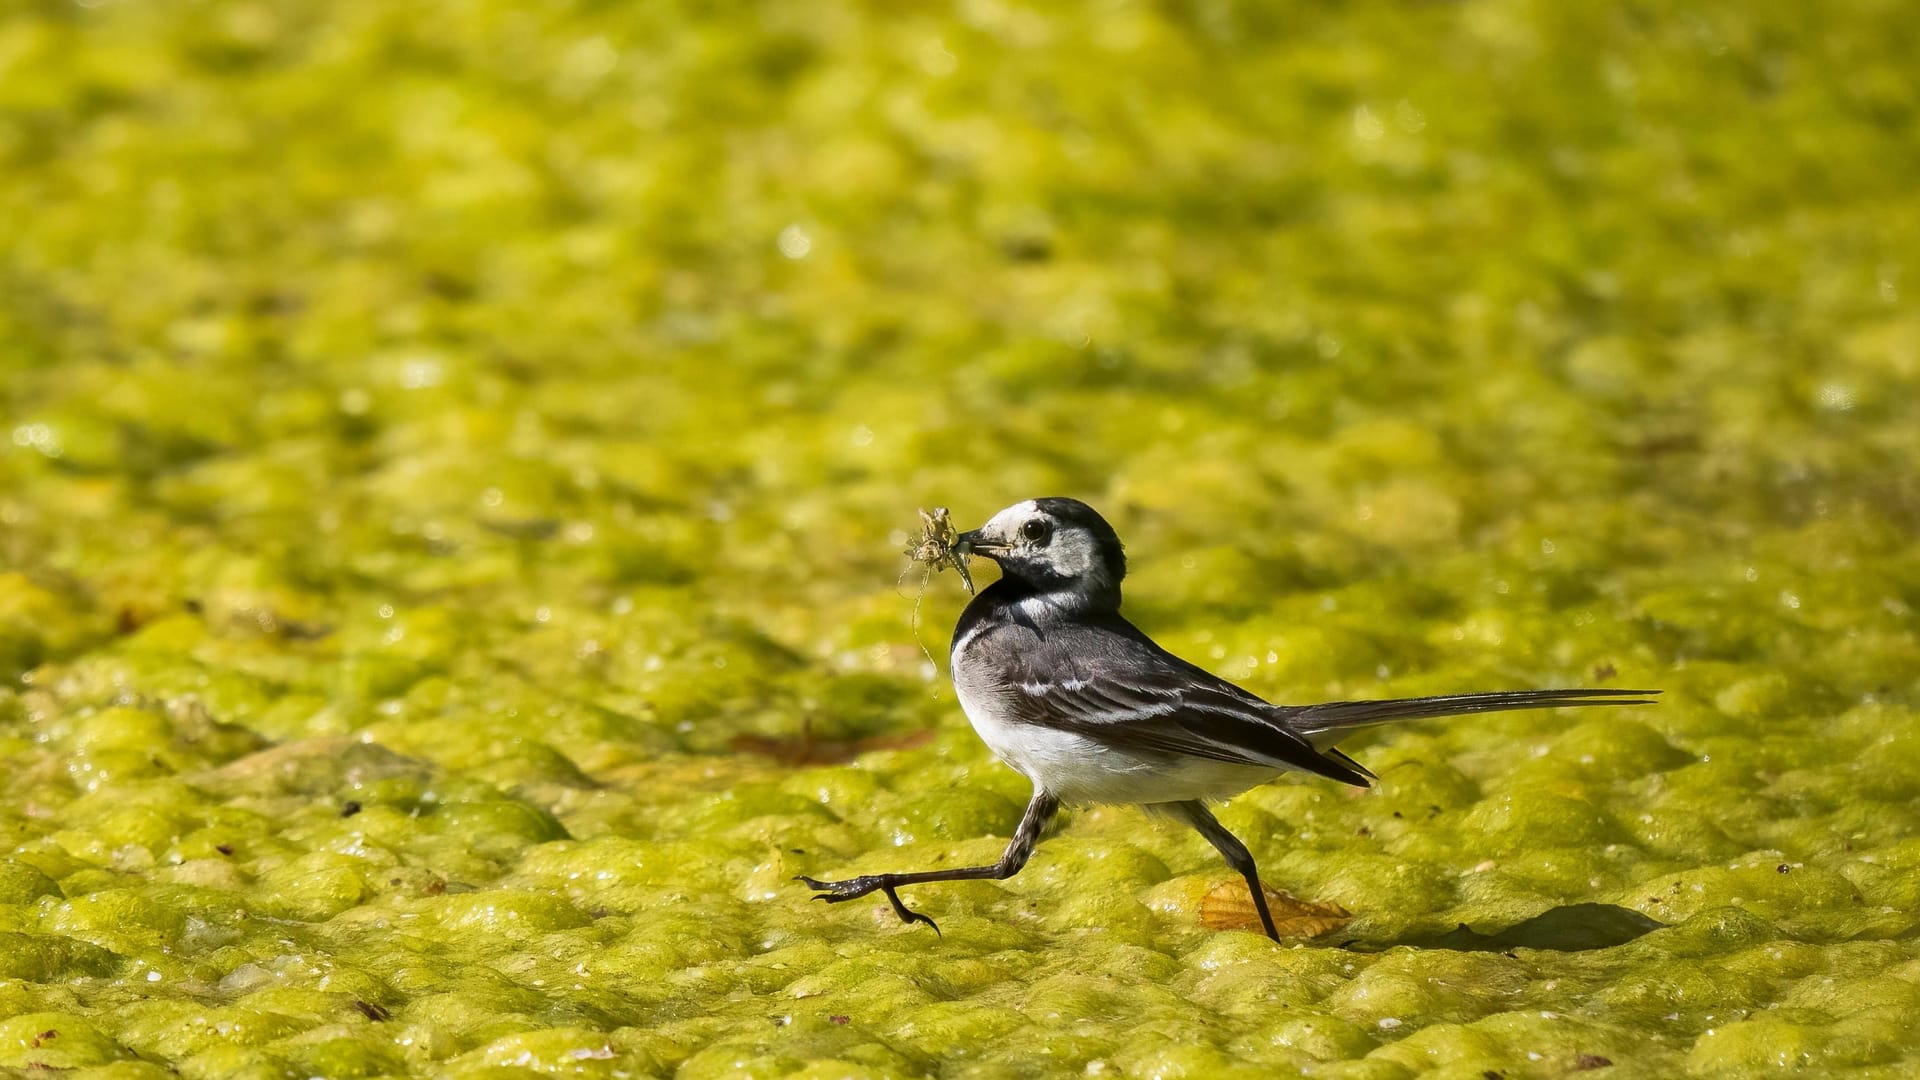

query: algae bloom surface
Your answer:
[4,0,1920,1076]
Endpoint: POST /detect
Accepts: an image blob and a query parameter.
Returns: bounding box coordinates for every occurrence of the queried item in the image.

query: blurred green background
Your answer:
[3,0,1919,1076]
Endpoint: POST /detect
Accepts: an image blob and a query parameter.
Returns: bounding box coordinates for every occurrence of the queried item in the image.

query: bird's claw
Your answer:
[796,874,876,901]
[880,885,941,936]
[796,875,940,934]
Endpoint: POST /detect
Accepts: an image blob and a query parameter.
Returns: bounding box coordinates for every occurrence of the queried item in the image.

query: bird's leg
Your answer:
[800,792,1060,933]
[1165,800,1281,942]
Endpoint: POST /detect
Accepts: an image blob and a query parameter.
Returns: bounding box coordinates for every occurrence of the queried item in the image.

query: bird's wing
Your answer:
[992,615,1373,787]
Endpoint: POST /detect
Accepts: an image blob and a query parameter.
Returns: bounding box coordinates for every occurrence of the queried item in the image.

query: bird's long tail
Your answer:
[1288,687,1661,754]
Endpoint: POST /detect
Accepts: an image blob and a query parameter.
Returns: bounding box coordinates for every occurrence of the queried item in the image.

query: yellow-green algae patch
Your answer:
[4,0,1920,1076]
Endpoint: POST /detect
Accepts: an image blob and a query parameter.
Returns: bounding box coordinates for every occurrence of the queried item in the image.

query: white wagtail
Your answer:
[802,498,1658,940]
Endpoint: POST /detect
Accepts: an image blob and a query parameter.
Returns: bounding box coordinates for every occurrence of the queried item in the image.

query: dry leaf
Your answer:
[1200,881,1352,938]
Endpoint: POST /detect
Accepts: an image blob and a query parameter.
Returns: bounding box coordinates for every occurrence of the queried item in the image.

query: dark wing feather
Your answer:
[993,614,1374,787]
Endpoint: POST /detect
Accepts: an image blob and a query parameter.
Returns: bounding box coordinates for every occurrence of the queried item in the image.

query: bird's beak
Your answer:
[956,528,1005,555]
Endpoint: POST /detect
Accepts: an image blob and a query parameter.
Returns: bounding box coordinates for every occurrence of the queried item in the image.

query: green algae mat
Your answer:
[4,0,1920,1076]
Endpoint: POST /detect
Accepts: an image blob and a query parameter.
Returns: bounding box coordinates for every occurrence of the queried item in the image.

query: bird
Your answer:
[800,497,1658,941]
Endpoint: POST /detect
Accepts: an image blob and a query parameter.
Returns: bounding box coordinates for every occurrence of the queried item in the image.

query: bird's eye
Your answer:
[1021,519,1051,544]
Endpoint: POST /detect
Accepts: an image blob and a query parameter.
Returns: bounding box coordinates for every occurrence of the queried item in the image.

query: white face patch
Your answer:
[1047,527,1102,581]
[979,500,1040,546]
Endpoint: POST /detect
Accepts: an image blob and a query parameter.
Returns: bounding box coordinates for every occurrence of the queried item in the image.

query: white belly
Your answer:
[954,678,1278,806]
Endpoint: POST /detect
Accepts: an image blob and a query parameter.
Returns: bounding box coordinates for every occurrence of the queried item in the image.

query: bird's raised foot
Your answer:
[796,875,940,934]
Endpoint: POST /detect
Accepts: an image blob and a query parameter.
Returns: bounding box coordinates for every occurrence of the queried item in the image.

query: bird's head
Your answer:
[959,498,1126,608]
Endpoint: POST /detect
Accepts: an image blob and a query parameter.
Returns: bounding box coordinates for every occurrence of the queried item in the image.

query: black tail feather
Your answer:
[1289,687,1660,744]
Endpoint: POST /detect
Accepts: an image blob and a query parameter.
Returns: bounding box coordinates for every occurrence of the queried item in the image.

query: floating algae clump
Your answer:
[3,0,1920,1075]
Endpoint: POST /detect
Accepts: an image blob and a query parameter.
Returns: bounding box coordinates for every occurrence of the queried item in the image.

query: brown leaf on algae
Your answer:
[1200,881,1352,938]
